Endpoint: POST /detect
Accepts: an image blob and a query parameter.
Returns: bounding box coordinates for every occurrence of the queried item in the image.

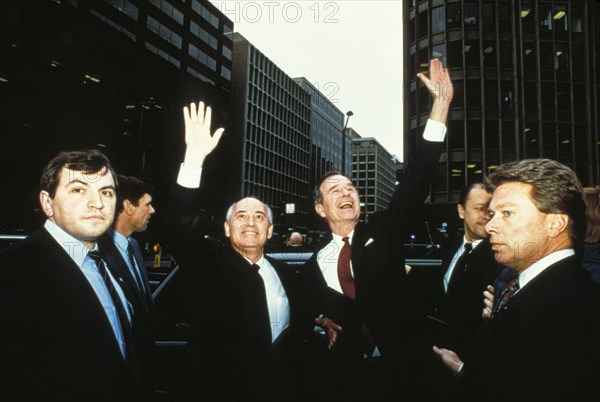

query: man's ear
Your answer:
[457,204,465,220]
[224,221,231,238]
[548,213,569,238]
[315,203,326,218]
[39,191,53,218]
[123,199,135,215]
[267,224,273,239]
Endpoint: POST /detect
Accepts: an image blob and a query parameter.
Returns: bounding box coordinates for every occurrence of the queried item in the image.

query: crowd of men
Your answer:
[1,59,599,402]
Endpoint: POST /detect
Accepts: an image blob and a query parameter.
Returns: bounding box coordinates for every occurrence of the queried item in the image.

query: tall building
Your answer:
[352,136,397,222]
[294,77,348,231]
[404,0,600,205]
[0,0,233,234]
[230,33,312,234]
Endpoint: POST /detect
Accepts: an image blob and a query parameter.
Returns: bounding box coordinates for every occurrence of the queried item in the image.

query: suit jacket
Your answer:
[464,255,600,402]
[0,228,135,401]
[433,237,503,358]
[166,184,312,400]
[302,139,444,362]
[99,234,154,317]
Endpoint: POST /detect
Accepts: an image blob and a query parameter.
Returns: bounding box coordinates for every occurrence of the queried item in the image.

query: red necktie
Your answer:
[337,237,355,299]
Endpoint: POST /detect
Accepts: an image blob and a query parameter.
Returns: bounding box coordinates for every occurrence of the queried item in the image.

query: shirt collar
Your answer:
[332,229,355,245]
[109,228,129,251]
[462,236,484,249]
[44,219,96,267]
[519,249,575,288]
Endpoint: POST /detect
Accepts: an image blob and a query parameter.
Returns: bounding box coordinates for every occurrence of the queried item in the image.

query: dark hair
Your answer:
[486,159,586,246]
[584,186,600,245]
[313,171,348,205]
[40,150,117,198]
[115,175,153,214]
[458,182,488,206]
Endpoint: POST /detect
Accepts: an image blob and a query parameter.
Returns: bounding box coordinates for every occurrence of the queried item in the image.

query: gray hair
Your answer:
[225,198,273,224]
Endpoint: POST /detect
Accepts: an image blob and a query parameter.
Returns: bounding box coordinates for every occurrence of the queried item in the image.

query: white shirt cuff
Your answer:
[176,163,202,189]
[422,119,447,142]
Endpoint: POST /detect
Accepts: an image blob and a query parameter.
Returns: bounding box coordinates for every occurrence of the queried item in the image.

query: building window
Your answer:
[447,4,461,29]
[149,0,184,25]
[431,6,445,34]
[463,2,478,26]
[221,65,231,80]
[192,0,219,29]
[145,41,180,68]
[188,43,217,71]
[432,44,446,65]
[190,21,218,49]
[89,9,136,41]
[147,16,182,48]
[106,0,138,20]
[222,45,232,60]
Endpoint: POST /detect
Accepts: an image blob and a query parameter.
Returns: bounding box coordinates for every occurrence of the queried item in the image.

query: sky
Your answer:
[210,0,405,159]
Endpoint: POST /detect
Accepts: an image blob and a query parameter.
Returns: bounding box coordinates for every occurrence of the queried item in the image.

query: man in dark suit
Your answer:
[0,150,136,401]
[98,174,156,397]
[434,159,600,402]
[432,183,502,359]
[166,102,335,400]
[300,58,453,400]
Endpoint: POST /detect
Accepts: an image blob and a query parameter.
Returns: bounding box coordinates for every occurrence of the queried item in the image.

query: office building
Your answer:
[404,0,600,205]
[0,0,233,233]
[230,33,312,233]
[352,136,397,221]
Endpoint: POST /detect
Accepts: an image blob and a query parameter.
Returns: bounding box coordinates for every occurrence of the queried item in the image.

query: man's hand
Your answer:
[183,101,225,169]
[482,285,495,319]
[315,316,342,349]
[433,346,464,378]
[417,58,453,123]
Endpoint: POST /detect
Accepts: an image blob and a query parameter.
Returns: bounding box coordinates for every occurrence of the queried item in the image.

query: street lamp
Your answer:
[341,110,353,176]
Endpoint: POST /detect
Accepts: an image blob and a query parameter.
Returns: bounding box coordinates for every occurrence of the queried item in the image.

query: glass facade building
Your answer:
[231,33,312,233]
[0,0,233,234]
[352,137,397,221]
[404,0,600,204]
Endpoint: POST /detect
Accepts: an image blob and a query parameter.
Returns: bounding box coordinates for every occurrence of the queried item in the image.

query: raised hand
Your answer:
[417,59,453,123]
[183,101,225,169]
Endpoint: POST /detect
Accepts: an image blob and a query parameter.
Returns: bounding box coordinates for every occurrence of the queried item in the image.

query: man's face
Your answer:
[459,187,492,242]
[315,175,361,226]
[224,198,273,258]
[40,167,116,249]
[485,182,554,272]
[129,193,155,233]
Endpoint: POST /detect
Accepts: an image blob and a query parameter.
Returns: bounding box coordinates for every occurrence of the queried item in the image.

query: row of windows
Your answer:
[106,0,138,21]
[150,0,184,25]
[186,66,215,84]
[249,47,308,101]
[413,3,583,41]
[145,41,180,68]
[147,16,183,49]
[298,79,344,125]
[190,20,217,49]
[89,9,136,41]
[248,80,310,122]
[249,69,310,117]
[192,0,220,29]
[188,43,216,70]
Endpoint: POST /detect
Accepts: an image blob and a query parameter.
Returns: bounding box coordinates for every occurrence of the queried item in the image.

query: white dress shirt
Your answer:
[316,231,355,294]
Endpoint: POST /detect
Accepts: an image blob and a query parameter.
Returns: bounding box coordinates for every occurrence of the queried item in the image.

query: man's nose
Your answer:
[87,191,104,209]
[485,215,498,234]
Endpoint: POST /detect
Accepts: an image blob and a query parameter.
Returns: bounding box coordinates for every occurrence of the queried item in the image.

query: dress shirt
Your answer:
[44,220,131,358]
[249,256,291,342]
[108,228,145,292]
[443,237,484,292]
[518,249,575,290]
[316,231,355,294]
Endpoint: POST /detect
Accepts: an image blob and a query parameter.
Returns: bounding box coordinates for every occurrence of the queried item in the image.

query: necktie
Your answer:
[492,274,520,317]
[88,251,137,371]
[127,242,146,294]
[448,242,473,286]
[337,237,355,300]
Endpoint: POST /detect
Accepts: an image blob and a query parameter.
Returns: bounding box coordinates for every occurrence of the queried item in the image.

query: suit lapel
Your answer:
[350,223,369,280]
